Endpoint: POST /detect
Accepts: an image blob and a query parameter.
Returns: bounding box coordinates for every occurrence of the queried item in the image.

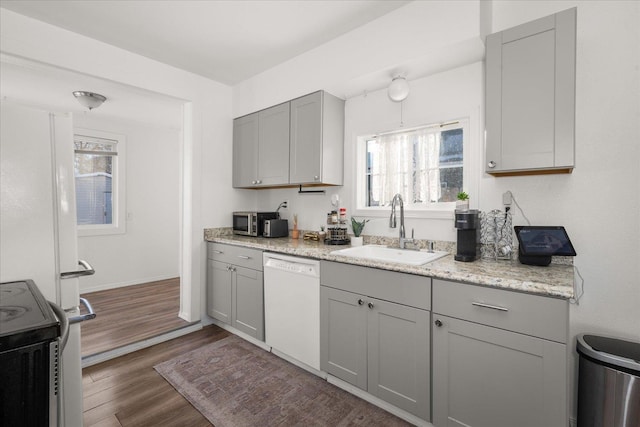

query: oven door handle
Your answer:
[60,259,95,279]
[68,297,97,325]
[48,301,70,351]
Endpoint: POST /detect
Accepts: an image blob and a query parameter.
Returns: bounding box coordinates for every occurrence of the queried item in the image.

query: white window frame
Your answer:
[74,128,126,236]
[354,118,472,220]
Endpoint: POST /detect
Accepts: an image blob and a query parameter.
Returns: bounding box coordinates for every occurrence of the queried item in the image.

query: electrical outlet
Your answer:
[282,200,288,209]
[502,191,513,206]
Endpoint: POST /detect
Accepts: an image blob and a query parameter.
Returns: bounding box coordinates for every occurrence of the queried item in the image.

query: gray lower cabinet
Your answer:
[485,7,576,175]
[431,279,568,427]
[320,261,431,421]
[206,243,264,340]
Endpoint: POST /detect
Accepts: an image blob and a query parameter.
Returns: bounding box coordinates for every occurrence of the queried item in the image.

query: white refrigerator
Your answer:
[1,102,92,426]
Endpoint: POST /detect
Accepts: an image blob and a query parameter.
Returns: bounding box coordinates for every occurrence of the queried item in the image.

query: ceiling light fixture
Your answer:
[72,91,107,110]
[387,76,409,102]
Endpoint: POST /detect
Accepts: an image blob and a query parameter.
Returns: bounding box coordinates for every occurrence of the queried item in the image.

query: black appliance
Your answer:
[514,226,577,266]
[454,210,479,262]
[263,219,288,238]
[232,211,279,236]
[0,280,66,427]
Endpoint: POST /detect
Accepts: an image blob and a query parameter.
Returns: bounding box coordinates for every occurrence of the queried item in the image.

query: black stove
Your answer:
[1,279,61,426]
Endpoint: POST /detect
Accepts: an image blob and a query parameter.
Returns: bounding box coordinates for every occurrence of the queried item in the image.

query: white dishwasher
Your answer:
[263,252,320,371]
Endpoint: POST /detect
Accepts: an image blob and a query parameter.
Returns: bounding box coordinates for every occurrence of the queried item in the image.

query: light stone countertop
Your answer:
[204,232,575,300]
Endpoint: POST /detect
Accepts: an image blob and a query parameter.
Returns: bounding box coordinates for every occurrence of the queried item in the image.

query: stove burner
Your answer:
[0,306,29,323]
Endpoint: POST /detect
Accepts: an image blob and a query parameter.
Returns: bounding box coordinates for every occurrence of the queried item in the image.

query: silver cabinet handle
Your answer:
[69,298,97,324]
[472,301,509,312]
[314,175,319,181]
[237,255,251,260]
[212,250,223,254]
[61,259,95,279]
[487,161,497,169]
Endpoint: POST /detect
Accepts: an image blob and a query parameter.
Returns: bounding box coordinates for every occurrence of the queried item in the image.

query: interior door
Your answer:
[0,102,85,426]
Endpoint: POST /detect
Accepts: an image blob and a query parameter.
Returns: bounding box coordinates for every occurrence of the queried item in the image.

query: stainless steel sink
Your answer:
[330,245,448,266]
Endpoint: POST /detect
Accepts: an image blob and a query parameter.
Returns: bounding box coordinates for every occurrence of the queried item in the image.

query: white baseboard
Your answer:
[326,375,432,427]
[81,323,202,368]
[80,274,179,294]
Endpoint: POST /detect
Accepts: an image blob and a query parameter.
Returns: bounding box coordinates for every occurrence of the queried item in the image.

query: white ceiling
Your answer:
[0,0,411,85]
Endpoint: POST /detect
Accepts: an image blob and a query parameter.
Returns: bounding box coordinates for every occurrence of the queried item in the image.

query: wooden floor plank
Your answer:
[83,325,228,427]
[80,278,191,356]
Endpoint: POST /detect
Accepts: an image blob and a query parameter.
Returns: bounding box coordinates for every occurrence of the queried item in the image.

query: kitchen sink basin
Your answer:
[330,245,448,266]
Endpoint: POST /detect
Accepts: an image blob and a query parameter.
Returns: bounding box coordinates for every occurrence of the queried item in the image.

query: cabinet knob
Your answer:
[256,179,262,184]
[435,319,443,327]
[314,175,319,181]
[367,302,374,309]
[357,299,364,306]
[252,180,257,185]
[487,161,496,169]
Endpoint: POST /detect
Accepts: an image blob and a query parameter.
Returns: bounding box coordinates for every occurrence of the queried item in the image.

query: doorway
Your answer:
[0,54,195,360]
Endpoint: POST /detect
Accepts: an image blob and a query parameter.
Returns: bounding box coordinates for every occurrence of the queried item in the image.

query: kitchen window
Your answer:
[74,129,126,236]
[356,120,469,217]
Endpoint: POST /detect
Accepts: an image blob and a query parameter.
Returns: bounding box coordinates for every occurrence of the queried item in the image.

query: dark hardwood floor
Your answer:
[80,278,191,357]
[83,325,229,427]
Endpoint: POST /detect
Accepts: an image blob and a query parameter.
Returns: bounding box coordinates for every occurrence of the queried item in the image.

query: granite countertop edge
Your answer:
[205,234,575,300]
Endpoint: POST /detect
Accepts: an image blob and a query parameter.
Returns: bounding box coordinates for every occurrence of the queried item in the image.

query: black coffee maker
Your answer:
[454,210,479,262]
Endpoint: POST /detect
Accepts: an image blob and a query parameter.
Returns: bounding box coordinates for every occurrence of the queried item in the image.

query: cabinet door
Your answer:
[290,91,322,184]
[368,298,430,421]
[257,102,290,186]
[206,260,232,324]
[232,112,259,187]
[485,8,576,174]
[320,286,367,390]
[432,315,567,427]
[232,266,264,340]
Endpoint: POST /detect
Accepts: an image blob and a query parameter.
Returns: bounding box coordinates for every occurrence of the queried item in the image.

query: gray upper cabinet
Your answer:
[232,112,259,188]
[232,90,344,188]
[289,91,345,186]
[233,102,290,188]
[485,8,576,175]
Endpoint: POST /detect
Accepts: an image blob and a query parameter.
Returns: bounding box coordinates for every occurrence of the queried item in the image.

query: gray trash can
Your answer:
[576,334,640,427]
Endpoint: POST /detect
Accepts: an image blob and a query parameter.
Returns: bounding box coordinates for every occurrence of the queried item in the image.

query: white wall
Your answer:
[74,115,181,292]
[0,8,248,321]
[243,1,640,421]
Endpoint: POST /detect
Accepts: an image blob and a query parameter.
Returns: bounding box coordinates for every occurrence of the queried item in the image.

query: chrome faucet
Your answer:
[389,193,415,249]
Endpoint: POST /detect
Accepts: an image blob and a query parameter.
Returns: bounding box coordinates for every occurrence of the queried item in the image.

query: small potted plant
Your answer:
[456,191,469,211]
[350,217,370,246]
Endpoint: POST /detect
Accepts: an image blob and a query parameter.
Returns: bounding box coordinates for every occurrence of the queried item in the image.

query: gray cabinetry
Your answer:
[233,90,344,188]
[485,8,576,175]
[206,243,264,340]
[431,279,568,427]
[233,102,290,188]
[320,261,430,421]
[289,91,344,186]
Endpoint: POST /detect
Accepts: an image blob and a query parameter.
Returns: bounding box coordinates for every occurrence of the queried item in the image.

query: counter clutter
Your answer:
[204,229,575,299]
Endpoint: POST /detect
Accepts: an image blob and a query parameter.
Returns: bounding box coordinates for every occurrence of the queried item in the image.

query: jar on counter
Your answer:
[339,208,346,223]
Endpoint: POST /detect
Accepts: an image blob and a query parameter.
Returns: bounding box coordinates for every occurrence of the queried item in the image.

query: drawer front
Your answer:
[321,261,430,310]
[432,279,568,343]
[207,242,263,271]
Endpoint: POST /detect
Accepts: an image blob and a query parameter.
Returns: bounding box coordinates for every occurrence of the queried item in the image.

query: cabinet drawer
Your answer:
[321,261,430,310]
[207,242,263,271]
[432,279,568,343]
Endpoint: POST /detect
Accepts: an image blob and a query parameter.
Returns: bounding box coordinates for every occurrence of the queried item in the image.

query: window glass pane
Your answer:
[75,150,113,225]
[365,124,464,207]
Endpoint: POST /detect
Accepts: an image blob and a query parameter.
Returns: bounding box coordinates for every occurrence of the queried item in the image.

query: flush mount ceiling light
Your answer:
[72,91,107,110]
[388,76,409,102]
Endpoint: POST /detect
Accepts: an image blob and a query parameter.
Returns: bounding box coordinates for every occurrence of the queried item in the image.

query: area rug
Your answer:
[154,335,411,426]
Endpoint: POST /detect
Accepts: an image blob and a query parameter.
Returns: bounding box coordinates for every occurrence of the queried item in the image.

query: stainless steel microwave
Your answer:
[232,211,279,236]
